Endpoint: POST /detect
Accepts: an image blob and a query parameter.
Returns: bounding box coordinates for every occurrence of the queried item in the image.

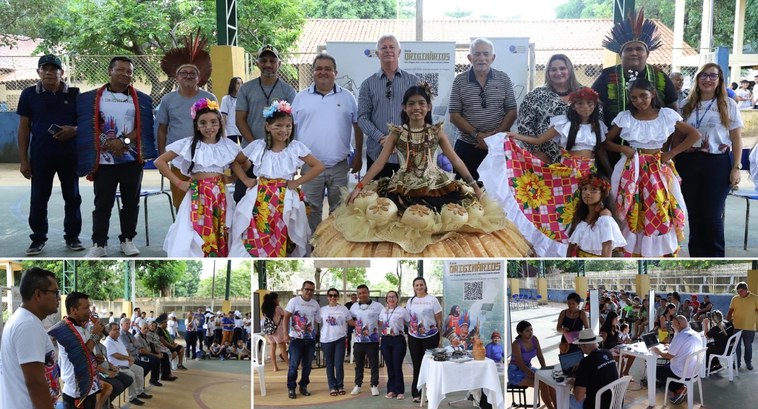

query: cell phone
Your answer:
[48,124,63,135]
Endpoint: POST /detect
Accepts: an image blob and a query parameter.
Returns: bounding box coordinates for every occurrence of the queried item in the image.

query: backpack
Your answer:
[262,316,279,335]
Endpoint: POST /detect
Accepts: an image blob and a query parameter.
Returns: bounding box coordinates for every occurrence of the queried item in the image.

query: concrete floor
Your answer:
[2,164,758,258]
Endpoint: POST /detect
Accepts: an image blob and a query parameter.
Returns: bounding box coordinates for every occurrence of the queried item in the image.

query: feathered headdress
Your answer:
[602,8,662,54]
[161,28,212,86]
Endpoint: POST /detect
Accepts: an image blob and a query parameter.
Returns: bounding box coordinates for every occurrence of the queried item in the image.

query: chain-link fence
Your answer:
[0,48,717,112]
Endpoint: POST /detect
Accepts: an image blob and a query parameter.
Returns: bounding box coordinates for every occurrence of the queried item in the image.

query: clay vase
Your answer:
[472,336,486,360]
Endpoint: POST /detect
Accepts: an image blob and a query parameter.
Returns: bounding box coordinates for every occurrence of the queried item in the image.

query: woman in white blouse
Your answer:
[677,63,743,256]
[319,288,354,396]
[379,290,410,399]
[406,277,443,403]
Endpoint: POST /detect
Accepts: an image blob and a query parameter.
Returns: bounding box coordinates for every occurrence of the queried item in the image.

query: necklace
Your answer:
[108,90,128,103]
[553,88,571,97]
[259,78,279,104]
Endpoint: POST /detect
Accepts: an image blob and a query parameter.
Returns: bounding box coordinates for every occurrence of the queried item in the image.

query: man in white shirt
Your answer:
[0,267,60,409]
[283,280,321,399]
[651,315,702,405]
[105,322,150,406]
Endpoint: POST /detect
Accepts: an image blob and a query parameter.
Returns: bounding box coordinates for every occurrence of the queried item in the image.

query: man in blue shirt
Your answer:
[17,55,83,255]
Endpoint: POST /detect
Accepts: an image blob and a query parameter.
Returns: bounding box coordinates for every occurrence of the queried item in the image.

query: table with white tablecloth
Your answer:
[417,355,504,409]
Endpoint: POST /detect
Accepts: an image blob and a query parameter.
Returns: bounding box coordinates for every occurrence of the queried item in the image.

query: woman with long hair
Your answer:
[261,292,289,371]
[318,288,353,396]
[658,303,677,343]
[676,63,743,256]
[703,310,735,371]
[556,292,588,353]
[405,277,443,403]
[508,321,555,409]
[379,290,409,399]
[221,76,243,143]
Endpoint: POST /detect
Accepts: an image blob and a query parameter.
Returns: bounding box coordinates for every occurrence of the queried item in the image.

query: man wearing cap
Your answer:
[17,55,83,256]
[156,64,216,210]
[77,56,155,258]
[591,9,678,170]
[358,34,420,180]
[651,315,702,404]
[292,53,363,233]
[568,328,618,409]
[727,282,758,370]
[234,45,297,202]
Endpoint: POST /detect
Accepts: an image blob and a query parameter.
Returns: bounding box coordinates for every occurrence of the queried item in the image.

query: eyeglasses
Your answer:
[327,294,339,298]
[40,288,60,297]
[314,66,334,73]
[302,287,315,293]
[178,71,198,78]
[386,81,392,99]
[698,72,719,81]
[479,90,487,109]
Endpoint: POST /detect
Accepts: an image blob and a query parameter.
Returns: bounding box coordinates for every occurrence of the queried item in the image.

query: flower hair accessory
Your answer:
[262,100,292,118]
[190,98,219,119]
[579,173,611,193]
[568,87,599,105]
[418,81,436,99]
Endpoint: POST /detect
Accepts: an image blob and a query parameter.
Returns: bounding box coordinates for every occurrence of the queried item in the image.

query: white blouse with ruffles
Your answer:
[549,115,608,151]
[167,136,241,176]
[612,108,681,149]
[568,215,627,256]
[242,139,311,179]
[682,98,743,154]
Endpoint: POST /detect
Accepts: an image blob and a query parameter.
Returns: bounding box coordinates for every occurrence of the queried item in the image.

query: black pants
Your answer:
[453,140,487,182]
[29,152,81,243]
[185,330,198,359]
[159,352,172,378]
[676,151,731,256]
[103,371,134,401]
[233,164,256,203]
[353,342,379,387]
[62,393,97,409]
[91,161,143,246]
[656,363,683,393]
[135,356,155,382]
[196,330,205,351]
[366,156,400,181]
[408,333,440,398]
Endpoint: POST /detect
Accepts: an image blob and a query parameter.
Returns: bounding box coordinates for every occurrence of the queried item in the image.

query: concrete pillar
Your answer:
[700,0,714,63]
[575,276,588,299]
[748,269,758,297]
[209,45,246,101]
[510,278,520,296]
[731,0,747,82]
[635,274,650,299]
[538,277,548,305]
[222,299,232,314]
[672,0,685,72]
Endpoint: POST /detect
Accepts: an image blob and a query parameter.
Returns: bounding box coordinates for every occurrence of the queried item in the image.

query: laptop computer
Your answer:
[558,350,584,377]
[641,332,660,349]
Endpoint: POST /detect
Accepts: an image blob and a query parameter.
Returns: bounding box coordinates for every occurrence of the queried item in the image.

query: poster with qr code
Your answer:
[442,260,504,356]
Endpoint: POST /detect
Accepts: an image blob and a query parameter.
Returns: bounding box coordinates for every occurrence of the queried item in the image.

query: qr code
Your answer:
[417,72,439,96]
[463,281,483,301]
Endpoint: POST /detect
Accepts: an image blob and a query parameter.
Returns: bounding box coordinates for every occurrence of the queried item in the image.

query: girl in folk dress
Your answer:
[604,77,700,257]
[154,99,246,257]
[566,173,626,257]
[229,100,324,257]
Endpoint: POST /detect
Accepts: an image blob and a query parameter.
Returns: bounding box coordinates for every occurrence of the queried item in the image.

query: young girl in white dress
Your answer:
[154,99,246,257]
[604,77,700,256]
[229,100,324,257]
[566,173,626,257]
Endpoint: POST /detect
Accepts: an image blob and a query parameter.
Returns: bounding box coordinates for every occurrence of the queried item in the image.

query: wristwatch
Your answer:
[734,162,742,170]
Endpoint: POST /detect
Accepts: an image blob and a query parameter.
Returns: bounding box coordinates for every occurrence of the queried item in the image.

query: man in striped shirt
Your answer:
[449,38,517,183]
[358,35,420,180]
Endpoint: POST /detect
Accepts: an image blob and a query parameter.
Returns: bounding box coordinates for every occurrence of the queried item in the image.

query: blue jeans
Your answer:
[29,152,81,243]
[736,329,755,367]
[288,338,316,390]
[322,337,346,390]
[381,335,407,394]
[569,394,584,409]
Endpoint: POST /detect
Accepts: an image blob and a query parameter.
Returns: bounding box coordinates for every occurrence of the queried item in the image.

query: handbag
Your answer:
[262,316,281,335]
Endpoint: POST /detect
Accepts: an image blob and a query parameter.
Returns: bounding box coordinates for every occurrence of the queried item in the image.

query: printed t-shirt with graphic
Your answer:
[285,296,320,340]
[98,91,137,164]
[379,306,409,336]
[318,305,352,343]
[350,301,384,343]
[407,295,443,338]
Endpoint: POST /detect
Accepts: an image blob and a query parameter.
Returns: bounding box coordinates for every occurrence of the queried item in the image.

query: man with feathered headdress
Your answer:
[591,8,678,166]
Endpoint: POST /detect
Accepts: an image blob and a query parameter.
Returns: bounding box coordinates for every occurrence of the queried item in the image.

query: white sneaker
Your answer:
[86,245,107,258]
[351,385,361,395]
[120,239,140,256]
[371,386,379,396]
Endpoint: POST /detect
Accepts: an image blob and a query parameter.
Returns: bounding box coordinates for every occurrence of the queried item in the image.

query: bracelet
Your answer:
[356,181,364,190]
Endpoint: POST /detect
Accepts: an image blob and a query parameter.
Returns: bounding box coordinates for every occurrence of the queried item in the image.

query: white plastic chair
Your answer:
[252,333,267,396]
[707,330,743,382]
[664,347,707,409]
[594,375,632,409]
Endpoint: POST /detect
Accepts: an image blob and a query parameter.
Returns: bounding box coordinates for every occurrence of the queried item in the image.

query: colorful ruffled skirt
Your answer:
[229,178,310,257]
[163,176,231,257]
[610,152,686,257]
[479,133,595,257]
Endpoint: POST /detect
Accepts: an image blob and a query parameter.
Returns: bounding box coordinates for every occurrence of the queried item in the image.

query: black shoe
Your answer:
[130,398,145,406]
[26,241,45,256]
[300,387,311,396]
[288,389,296,399]
[149,380,163,387]
[138,392,152,399]
[66,239,85,251]
[161,376,177,381]
[748,363,754,370]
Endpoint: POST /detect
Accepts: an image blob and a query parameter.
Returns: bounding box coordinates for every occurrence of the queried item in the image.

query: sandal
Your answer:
[385,392,396,399]
[330,389,338,396]
[338,389,346,395]
[413,397,421,403]
[397,394,405,400]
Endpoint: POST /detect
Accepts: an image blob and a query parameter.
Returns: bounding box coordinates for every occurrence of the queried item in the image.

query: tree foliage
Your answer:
[444,6,474,19]
[306,0,396,19]
[256,260,304,291]
[172,260,203,297]
[135,260,187,297]
[197,262,251,298]
[0,0,54,47]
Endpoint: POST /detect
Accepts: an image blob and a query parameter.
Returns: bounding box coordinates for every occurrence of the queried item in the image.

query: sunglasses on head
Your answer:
[479,90,487,109]
[386,81,392,99]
